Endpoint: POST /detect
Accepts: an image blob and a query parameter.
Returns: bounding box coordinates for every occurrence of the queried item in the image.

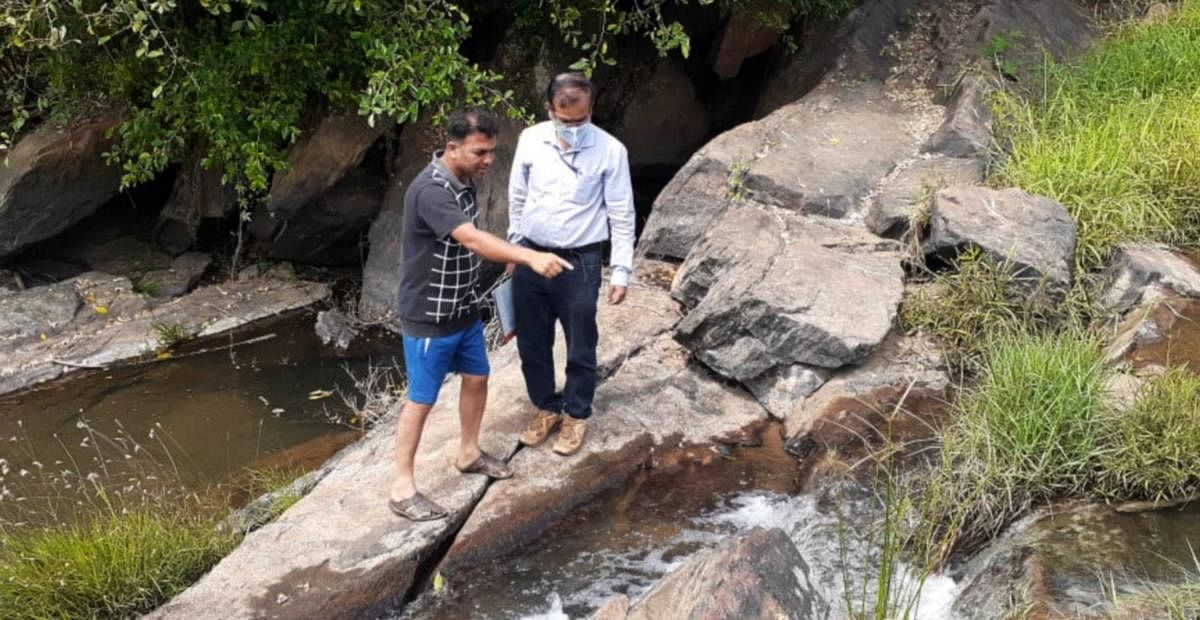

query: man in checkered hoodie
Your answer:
[389,110,571,522]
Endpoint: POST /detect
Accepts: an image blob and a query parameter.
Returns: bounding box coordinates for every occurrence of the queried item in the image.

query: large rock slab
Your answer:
[0,114,123,258]
[672,206,904,413]
[867,155,984,239]
[137,251,213,298]
[149,270,680,619]
[1099,244,1200,314]
[624,527,830,620]
[641,82,922,259]
[440,333,766,572]
[0,277,329,396]
[251,114,389,265]
[783,332,949,460]
[0,280,80,342]
[926,186,1076,293]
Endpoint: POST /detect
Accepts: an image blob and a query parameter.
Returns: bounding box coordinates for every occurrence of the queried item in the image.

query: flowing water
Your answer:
[399,429,958,620]
[0,310,403,525]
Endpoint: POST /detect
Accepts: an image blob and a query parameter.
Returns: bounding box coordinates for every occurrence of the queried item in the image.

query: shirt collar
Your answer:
[431,150,470,191]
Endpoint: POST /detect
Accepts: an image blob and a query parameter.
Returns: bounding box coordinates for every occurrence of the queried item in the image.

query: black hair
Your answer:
[545,72,594,108]
[446,109,499,141]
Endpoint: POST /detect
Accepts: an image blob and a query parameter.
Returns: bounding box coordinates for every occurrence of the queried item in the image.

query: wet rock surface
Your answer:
[624,527,830,620]
[954,502,1200,619]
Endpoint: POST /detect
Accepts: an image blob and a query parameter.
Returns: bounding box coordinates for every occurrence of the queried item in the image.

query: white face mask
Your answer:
[553,119,592,148]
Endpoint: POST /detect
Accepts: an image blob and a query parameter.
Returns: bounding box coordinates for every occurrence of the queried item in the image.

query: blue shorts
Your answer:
[403,320,490,405]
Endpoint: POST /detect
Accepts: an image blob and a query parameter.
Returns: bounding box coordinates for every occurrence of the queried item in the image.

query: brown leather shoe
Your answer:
[552,416,587,456]
[519,410,562,447]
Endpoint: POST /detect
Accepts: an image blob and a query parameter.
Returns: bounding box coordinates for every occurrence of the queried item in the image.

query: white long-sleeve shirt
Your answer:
[507,121,635,287]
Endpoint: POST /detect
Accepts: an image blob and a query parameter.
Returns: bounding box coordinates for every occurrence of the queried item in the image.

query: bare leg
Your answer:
[456,374,488,469]
[391,400,434,501]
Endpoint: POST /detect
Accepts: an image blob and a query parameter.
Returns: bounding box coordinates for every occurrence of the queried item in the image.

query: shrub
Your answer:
[1099,368,1200,502]
[0,502,237,619]
[936,330,1110,545]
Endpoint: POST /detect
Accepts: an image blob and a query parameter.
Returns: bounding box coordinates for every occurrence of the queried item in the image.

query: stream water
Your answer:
[399,429,958,620]
[0,310,403,526]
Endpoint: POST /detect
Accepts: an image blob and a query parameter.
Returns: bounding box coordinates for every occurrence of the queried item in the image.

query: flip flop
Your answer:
[455,451,514,480]
[388,493,448,521]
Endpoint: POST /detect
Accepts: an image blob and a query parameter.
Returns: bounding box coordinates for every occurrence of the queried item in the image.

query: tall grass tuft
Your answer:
[1099,368,1200,502]
[0,499,236,619]
[993,0,1200,271]
[936,330,1110,547]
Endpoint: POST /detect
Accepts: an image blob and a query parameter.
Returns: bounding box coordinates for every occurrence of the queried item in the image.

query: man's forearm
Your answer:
[456,225,536,266]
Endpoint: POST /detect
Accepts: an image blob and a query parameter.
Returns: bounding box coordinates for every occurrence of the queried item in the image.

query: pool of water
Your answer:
[0,310,403,525]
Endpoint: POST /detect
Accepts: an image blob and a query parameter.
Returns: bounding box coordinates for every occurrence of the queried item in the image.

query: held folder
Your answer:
[491,276,517,344]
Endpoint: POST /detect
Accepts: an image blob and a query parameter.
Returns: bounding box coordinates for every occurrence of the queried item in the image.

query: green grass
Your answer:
[1099,368,1200,502]
[0,501,237,619]
[900,247,1061,371]
[993,0,1200,271]
[935,330,1110,547]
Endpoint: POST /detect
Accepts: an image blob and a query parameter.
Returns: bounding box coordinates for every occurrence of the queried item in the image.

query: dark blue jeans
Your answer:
[513,244,602,419]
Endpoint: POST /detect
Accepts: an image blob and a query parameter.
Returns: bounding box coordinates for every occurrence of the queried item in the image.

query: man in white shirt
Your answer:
[506,72,636,456]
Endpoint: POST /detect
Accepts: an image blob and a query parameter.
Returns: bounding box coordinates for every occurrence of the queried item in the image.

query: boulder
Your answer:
[314,308,358,351]
[624,527,830,620]
[922,74,993,160]
[641,82,920,259]
[359,116,522,318]
[866,155,985,238]
[137,252,212,298]
[783,332,949,459]
[0,114,123,259]
[615,59,710,169]
[153,149,238,255]
[440,333,766,572]
[926,186,1076,294]
[672,206,904,412]
[251,114,389,265]
[80,236,172,278]
[147,266,679,620]
[1099,244,1200,314]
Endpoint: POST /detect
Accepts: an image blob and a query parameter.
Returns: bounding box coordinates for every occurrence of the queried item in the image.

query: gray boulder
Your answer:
[137,252,212,298]
[626,527,830,620]
[866,155,985,238]
[673,206,904,415]
[1099,244,1200,314]
[0,114,123,258]
[641,83,919,259]
[926,186,1076,294]
[615,59,710,169]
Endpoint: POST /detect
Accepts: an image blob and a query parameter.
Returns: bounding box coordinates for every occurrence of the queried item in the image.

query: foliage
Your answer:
[0,498,237,619]
[900,247,1060,371]
[935,330,1110,547]
[993,0,1200,272]
[1099,367,1200,502]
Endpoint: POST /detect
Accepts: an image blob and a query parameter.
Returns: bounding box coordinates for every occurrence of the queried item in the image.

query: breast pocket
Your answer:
[570,173,604,204]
